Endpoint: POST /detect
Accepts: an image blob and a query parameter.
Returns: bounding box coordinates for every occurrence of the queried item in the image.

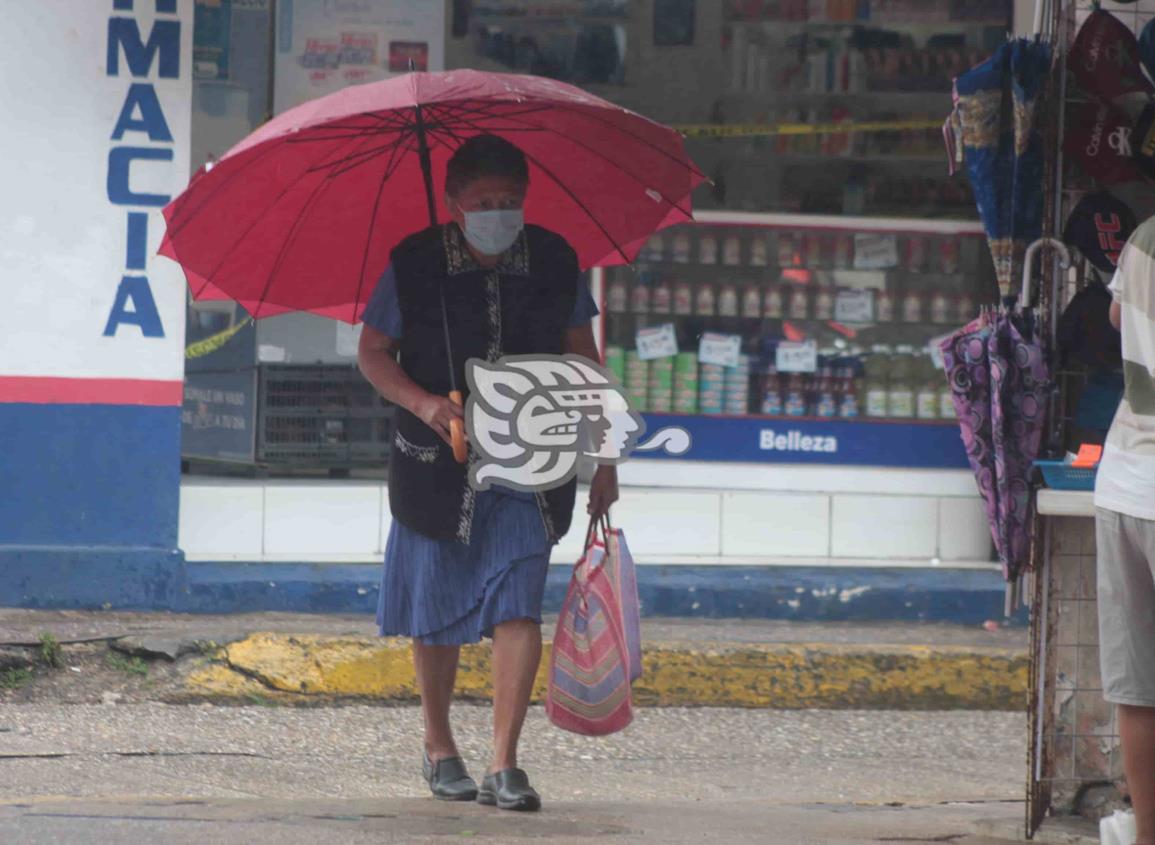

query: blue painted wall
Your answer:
[180,561,1024,625]
[0,404,184,608]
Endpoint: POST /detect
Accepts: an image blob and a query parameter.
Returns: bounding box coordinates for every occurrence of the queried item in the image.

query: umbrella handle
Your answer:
[1021,237,1071,308]
[449,390,468,464]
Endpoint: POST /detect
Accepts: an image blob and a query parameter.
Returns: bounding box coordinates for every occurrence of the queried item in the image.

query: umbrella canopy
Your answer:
[160,69,705,321]
[987,312,1049,580]
[953,39,1052,298]
[940,240,1063,583]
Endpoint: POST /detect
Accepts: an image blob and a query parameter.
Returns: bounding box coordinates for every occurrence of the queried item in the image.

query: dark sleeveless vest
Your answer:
[388,222,580,544]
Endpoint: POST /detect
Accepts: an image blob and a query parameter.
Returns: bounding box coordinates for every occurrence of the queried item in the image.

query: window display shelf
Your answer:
[595,214,995,466]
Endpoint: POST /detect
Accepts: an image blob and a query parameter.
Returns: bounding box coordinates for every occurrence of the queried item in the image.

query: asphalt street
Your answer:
[0,703,1029,844]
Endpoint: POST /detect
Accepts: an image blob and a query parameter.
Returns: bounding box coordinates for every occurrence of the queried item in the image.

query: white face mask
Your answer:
[460,208,524,256]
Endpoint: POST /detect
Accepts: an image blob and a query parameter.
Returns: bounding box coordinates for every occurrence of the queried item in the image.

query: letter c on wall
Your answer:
[107,147,173,207]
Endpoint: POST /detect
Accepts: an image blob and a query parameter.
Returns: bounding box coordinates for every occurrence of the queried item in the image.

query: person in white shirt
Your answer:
[1095,217,1155,845]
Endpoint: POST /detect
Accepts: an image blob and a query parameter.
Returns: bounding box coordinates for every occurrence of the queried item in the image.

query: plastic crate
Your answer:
[1034,460,1097,491]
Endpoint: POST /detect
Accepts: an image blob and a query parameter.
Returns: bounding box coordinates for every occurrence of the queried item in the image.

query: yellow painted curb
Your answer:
[184,634,1028,710]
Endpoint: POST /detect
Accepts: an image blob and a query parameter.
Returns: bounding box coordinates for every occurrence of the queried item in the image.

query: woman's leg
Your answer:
[413,641,461,761]
[490,618,542,772]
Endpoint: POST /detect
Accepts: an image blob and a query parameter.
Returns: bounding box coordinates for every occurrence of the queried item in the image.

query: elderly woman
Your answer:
[357,134,618,812]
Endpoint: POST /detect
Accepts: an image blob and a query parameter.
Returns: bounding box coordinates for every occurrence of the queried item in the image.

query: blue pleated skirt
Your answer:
[376,489,552,646]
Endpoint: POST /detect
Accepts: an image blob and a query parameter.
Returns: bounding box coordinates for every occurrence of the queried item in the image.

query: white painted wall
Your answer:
[180,476,995,568]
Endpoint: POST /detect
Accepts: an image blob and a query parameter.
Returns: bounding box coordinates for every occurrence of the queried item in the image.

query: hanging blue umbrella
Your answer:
[953,38,1052,300]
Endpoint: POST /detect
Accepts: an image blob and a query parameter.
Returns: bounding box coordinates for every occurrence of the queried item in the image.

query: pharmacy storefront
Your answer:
[2,1,1021,617]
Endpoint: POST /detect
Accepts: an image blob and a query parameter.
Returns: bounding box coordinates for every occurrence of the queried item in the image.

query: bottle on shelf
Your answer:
[742,282,763,319]
[607,277,629,313]
[876,287,895,323]
[902,281,923,324]
[940,381,957,420]
[631,275,651,314]
[814,286,835,321]
[764,284,784,319]
[761,364,784,416]
[652,277,673,315]
[930,287,953,325]
[938,238,960,274]
[957,290,975,325]
[784,372,808,417]
[698,232,719,265]
[814,365,837,418]
[904,236,928,274]
[788,285,811,320]
[863,346,890,419]
[672,231,692,264]
[750,235,770,268]
[722,234,743,267]
[916,355,939,420]
[887,346,915,419]
[696,282,717,316]
[674,280,693,315]
[718,283,740,317]
[838,365,860,419]
[776,231,798,267]
[834,234,854,269]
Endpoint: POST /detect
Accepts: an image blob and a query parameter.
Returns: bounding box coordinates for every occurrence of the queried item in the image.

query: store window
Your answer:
[447,0,1013,217]
[599,217,998,463]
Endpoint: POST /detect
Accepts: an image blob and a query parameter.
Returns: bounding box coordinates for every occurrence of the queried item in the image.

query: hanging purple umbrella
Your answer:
[941,316,999,562]
[940,239,1069,583]
[987,313,1050,579]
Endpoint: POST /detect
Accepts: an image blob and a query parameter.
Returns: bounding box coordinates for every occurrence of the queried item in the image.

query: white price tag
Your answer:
[853,233,899,270]
[776,340,819,373]
[834,289,875,323]
[335,322,362,358]
[636,323,679,361]
[698,332,742,367]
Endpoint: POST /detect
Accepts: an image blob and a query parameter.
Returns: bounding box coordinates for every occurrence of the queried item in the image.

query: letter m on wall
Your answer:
[107,17,180,79]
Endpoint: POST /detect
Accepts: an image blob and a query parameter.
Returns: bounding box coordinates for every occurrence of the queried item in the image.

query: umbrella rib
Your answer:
[446,108,695,219]
[428,98,704,179]
[317,134,417,177]
[520,101,706,180]
[191,130,380,301]
[350,134,412,323]
[251,140,375,318]
[521,146,631,265]
[438,111,675,260]
[166,141,286,239]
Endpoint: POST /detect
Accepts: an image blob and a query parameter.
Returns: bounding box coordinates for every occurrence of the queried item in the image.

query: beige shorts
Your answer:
[1097,507,1155,707]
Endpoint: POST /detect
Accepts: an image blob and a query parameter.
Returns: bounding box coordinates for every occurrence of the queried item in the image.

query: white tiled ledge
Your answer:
[1036,489,1095,518]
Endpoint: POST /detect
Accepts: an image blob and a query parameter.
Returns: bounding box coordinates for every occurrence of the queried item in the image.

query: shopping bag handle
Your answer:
[583,512,611,552]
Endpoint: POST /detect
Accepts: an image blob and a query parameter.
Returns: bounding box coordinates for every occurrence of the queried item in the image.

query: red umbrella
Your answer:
[159,69,705,322]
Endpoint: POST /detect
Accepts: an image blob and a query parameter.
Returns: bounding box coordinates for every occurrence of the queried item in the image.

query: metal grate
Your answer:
[256,365,394,467]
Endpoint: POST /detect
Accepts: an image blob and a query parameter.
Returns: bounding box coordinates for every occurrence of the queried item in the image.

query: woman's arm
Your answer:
[358,324,462,445]
[563,323,619,520]
[564,323,601,364]
[1110,300,1122,330]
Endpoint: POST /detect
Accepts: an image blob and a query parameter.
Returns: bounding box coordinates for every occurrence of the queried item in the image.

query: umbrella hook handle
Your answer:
[1019,237,1071,310]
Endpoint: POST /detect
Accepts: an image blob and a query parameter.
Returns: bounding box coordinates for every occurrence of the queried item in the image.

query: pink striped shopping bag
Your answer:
[546,520,635,736]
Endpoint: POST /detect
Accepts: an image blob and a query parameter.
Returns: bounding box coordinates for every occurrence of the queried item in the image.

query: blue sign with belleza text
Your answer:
[636,414,969,470]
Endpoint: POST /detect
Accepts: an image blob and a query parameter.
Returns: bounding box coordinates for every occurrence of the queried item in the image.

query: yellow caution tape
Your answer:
[185,316,253,360]
[675,118,944,139]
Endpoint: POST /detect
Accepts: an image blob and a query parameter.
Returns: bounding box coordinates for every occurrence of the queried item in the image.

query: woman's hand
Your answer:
[414,393,465,446]
[587,464,619,521]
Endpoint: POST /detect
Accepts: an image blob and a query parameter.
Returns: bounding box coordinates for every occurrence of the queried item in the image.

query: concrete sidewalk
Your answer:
[0,610,1028,710]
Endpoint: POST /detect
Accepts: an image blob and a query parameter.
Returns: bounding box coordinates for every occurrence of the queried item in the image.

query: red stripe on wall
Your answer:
[0,377,183,406]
